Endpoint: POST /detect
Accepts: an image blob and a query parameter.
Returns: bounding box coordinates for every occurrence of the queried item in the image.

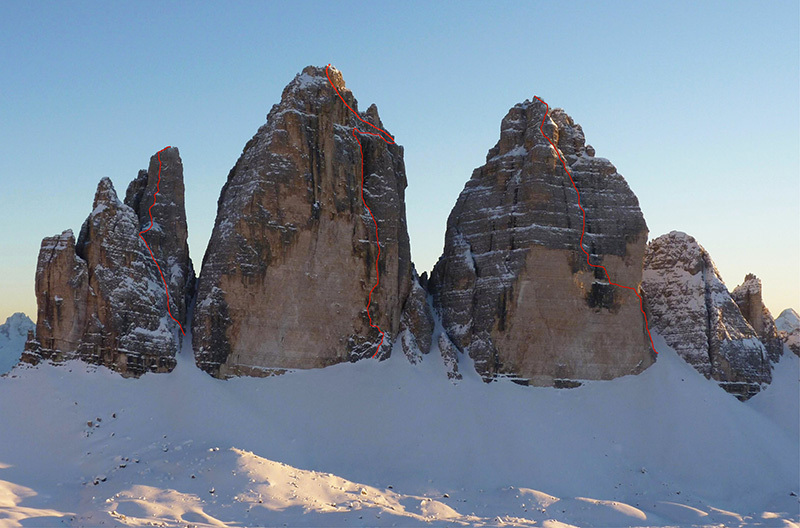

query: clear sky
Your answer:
[1,1,797,322]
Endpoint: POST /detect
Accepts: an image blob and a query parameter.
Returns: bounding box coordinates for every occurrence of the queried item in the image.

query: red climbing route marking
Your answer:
[325,64,391,358]
[534,96,657,355]
[139,146,186,336]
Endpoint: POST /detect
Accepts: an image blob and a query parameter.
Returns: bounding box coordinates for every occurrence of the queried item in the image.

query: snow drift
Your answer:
[0,330,797,527]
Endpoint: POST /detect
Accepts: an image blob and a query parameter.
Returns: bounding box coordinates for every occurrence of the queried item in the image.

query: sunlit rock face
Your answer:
[643,231,771,400]
[429,98,654,386]
[124,148,195,326]
[731,273,783,363]
[192,66,423,378]
[22,148,193,377]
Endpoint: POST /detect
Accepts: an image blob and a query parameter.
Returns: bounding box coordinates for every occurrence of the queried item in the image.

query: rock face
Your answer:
[429,98,654,385]
[642,231,770,399]
[437,333,462,381]
[124,148,195,324]
[398,270,435,364]
[775,308,800,356]
[0,313,34,375]
[22,148,193,376]
[731,274,783,363]
[192,66,417,377]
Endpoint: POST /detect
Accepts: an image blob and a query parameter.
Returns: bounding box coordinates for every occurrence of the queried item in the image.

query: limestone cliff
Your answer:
[642,231,770,399]
[429,98,654,385]
[124,148,195,324]
[731,274,783,363]
[22,148,192,376]
[192,66,417,377]
[398,270,435,364]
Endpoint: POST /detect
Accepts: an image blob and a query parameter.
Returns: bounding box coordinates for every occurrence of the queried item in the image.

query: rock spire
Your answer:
[192,66,422,377]
[429,98,654,386]
[22,148,193,376]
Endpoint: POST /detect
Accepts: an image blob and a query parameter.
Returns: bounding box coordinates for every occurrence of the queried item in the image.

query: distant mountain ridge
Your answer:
[0,312,34,374]
[775,308,800,355]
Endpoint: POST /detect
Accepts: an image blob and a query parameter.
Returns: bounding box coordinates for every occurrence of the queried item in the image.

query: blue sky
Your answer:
[1,0,797,321]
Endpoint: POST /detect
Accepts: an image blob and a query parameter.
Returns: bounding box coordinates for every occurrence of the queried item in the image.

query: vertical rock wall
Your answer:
[124,148,195,325]
[429,99,654,385]
[192,66,418,377]
[22,149,193,376]
[642,231,771,399]
[731,274,783,363]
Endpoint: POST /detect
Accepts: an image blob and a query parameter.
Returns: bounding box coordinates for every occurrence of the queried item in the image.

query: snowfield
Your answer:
[0,332,797,527]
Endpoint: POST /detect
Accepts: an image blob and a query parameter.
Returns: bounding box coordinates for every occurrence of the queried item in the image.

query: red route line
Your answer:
[325,64,390,358]
[139,146,186,336]
[534,96,657,355]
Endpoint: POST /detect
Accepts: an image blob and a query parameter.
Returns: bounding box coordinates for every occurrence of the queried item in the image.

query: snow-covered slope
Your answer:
[0,312,33,375]
[776,308,800,334]
[0,332,797,527]
[746,345,800,438]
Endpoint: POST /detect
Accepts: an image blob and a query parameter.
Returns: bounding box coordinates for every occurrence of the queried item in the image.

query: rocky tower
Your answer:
[642,231,770,399]
[429,99,654,386]
[124,148,195,324]
[22,148,193,376]
[731,274,783,363]
[192,66,419,377]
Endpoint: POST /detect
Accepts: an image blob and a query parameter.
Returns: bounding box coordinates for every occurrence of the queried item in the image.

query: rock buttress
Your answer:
[192,66,417,377]
[642,231,771,400]
[429,99,654,385]
[22,148,193,376]
[731,274,783,364]
[124,147,195,325]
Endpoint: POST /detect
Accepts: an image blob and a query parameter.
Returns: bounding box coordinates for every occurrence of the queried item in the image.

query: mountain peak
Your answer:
[776,308,799,331]
[92,177,121,212]
[192,63,416,377]
[278,65,346,109]
[430,96,651,385]
[734,273,762,295]
[1,312,33,337]
[643,232,774,399]
[775,308,800,356]
[23,146,193,377]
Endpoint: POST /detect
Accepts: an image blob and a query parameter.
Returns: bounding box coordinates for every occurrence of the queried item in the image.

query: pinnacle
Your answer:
[93,177,119,209]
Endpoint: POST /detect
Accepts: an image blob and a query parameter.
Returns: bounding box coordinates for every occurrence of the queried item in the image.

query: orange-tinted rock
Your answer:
[192,66,419,377]
[429,99,654,385]
[643,232,771,400]
[22,148,193,376]
[731,274,783,363]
